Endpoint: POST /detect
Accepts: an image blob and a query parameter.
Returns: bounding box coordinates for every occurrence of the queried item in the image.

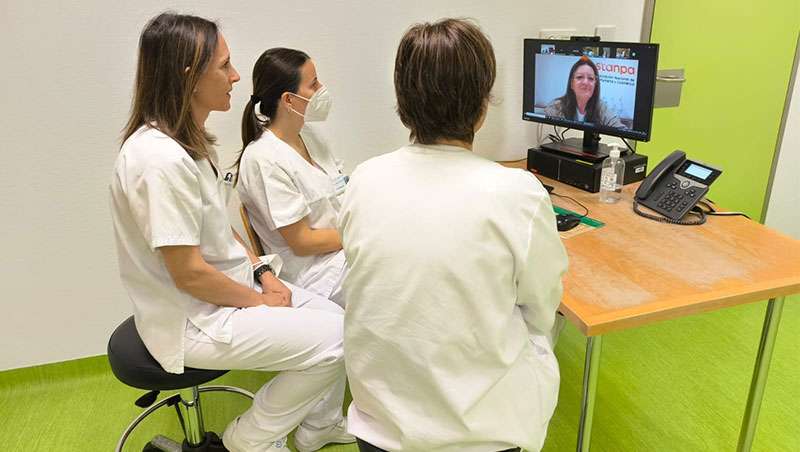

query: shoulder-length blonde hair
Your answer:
[122,12,219,160]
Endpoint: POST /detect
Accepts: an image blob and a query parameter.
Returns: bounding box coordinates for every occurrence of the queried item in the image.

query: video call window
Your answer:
[522,39,659,141]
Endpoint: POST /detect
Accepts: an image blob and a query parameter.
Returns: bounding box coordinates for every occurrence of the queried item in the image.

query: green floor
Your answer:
[1,297,797,452]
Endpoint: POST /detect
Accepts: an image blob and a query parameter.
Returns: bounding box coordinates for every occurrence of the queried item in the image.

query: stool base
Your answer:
[143,432,226,451]
[116,385,254,452]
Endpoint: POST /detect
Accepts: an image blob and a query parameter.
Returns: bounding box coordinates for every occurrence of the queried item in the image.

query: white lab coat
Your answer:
[110,125,248,373]
[110,125,347,448]
[237,125,347,305]
[338,144,568,452]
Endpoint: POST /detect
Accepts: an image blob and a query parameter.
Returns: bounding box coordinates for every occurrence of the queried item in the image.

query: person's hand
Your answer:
[261,291,292,307]
[259,272,292,306]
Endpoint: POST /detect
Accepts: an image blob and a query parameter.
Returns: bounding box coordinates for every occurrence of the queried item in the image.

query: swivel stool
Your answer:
[108,316,254,451]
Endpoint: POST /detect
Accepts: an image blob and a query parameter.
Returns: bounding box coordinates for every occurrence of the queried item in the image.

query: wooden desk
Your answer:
[499,160,800,452]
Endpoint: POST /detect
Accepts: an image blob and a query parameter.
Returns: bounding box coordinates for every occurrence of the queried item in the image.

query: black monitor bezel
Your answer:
[522,38,660,142]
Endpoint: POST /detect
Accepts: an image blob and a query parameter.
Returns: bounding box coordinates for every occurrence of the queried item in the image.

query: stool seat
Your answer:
[108,316,227,391]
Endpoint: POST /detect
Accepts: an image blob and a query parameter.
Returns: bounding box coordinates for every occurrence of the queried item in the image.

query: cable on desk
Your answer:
[696,199,751,219]
[620,138,636,154]
[549,126,571,143]
[551,191,589,218]
[632,199,707,225]
[548,125,562,143]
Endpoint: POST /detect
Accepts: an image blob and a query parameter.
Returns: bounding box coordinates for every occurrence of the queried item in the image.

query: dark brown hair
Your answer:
[233,48,309,183]
[394,18,496,144]
[557,56,601,122]
[122,12,219,160]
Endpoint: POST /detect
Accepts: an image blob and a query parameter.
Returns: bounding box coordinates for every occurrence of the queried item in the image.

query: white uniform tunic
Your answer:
[338,144,568,452]
[111,126,348,448]
[237,125,347,304]
[110,126,248,373]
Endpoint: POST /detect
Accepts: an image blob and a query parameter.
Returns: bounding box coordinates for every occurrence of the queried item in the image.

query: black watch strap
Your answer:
[253,263,274,281]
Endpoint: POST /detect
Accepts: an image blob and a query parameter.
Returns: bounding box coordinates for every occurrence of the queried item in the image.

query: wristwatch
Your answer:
[253,262,274,281]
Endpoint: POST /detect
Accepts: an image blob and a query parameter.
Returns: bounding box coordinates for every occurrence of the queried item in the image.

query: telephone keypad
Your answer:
[656,188,695,213]
[652,185,705,215]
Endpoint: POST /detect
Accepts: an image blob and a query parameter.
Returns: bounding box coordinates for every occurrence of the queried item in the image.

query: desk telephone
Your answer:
[634,150,721,224]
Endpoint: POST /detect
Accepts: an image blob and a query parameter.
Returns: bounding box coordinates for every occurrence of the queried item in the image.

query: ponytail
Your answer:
[231,48,310,185]
[233,96,267,185]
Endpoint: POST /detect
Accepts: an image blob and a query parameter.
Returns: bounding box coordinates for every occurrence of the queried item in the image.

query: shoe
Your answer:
[222,417,291,452]
[294,418,356,452]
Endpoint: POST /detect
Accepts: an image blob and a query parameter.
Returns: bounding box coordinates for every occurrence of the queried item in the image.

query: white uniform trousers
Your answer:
[293,250,349,308]
[183,283,346,448]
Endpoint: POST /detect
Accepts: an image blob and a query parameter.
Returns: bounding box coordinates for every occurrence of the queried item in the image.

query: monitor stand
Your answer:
[539,131,615,163]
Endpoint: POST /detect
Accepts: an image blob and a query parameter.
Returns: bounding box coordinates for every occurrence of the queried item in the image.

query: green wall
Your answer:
[638,0,800,219]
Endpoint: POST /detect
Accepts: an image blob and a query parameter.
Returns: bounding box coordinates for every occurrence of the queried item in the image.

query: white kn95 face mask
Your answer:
[289,85,332,122]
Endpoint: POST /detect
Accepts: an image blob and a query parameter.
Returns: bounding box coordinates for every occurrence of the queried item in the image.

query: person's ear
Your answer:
[185,67,199,94]
[281,92,294,111]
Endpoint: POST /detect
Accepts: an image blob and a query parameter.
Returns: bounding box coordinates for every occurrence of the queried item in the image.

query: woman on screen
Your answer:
[544,56,625,128]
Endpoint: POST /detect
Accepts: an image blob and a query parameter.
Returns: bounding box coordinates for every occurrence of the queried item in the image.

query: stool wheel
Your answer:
[182,432,227,451]
[141,432,226,452]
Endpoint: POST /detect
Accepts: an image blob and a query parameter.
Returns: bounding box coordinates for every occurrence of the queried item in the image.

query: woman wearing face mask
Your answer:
[544,56,625,128]
[235,48,348,307]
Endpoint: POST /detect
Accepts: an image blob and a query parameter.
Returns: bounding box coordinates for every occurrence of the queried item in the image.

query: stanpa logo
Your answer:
[597,63,636,75]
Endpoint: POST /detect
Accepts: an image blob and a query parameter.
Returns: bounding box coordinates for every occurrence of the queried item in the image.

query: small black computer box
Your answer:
[527,147,648,193]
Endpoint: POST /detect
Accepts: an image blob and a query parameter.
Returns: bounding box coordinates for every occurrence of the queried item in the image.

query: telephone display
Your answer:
[635,150,721,221]
[683,163,713,180]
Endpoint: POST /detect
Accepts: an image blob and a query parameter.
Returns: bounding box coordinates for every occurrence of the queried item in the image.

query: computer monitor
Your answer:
[522,38,659,160]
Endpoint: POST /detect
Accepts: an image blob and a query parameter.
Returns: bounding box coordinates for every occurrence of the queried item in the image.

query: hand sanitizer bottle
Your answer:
[599,144,625,203]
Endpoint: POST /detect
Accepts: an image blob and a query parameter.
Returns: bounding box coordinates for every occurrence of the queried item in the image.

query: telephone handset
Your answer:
[634,150,722,223]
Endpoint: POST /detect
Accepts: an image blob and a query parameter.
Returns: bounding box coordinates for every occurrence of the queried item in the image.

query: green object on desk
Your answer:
[553,206,605,228]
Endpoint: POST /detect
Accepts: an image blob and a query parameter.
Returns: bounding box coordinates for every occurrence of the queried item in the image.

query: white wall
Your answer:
[0,0,645,370]
[765,42,800,240]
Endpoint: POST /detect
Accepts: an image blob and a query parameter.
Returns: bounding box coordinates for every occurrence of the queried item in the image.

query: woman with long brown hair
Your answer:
[544,56,624,128]
[110,13,353,452]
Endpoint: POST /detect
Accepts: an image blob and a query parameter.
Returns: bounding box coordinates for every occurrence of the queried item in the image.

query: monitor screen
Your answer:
[522,39,659,142]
